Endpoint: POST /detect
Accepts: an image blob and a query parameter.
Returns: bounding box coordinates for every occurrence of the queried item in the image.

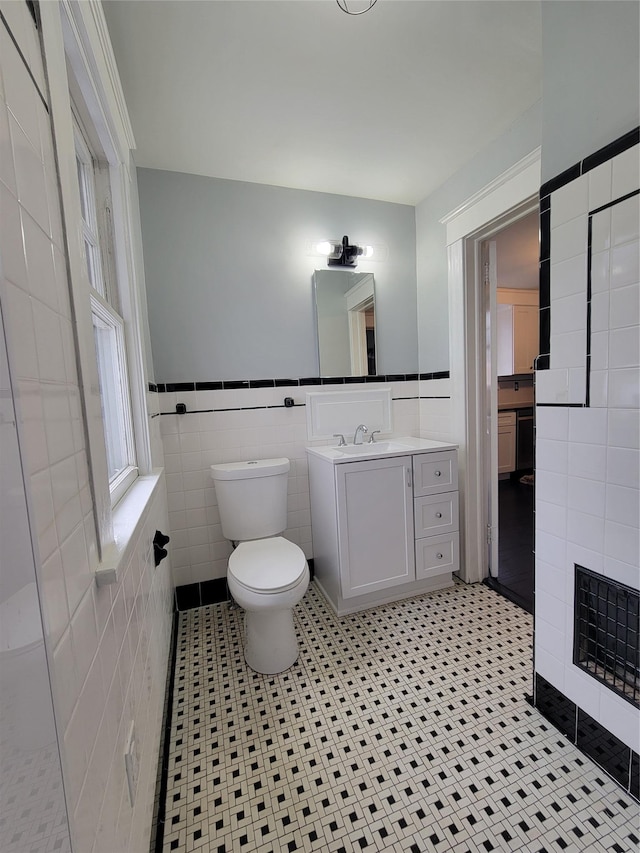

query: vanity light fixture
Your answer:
[336,0,378,16]
[316,235,373,267]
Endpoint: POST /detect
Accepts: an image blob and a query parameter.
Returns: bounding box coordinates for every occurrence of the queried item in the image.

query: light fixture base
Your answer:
[336,0,378,16]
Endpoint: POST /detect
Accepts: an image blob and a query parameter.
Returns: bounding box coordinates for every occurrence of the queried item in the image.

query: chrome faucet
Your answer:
[353,424,368,445]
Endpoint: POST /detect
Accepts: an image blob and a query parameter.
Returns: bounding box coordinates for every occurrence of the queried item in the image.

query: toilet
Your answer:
[210,458,309,674]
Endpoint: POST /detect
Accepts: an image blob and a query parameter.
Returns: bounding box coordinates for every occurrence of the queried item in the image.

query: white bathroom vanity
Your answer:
[307,437,459,615]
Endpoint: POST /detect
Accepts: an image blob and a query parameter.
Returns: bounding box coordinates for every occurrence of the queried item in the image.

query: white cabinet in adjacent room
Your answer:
[497,411,517,474]
[497,289,539,376]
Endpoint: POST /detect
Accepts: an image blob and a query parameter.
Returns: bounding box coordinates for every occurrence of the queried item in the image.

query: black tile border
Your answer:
[539,126,639,200]
[200,577,229,607]
[632,751,640,800]
[582,126,640,175]
[174,578,230,611]
[537,126,639,373]
[577,709,631,790]
[174,583,201,611]
[534,674,576,740]
[154,372,449,391]
[534,673,640,802]
[152,610,179,853]
[539,162,582,200]
[165,382,195,392]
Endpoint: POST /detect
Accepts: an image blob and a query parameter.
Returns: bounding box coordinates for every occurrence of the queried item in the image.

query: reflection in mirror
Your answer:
[313,270,376,376]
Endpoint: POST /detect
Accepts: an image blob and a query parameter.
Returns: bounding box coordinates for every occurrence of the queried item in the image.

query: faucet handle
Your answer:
[367,430,382,444]
[333,433,347,447]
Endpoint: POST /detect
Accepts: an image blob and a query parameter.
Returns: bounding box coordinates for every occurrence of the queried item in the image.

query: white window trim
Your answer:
[40,0,152,564]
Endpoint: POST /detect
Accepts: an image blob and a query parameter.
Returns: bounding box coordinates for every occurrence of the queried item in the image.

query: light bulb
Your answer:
[316,241,333,256]
[363,245,374,258]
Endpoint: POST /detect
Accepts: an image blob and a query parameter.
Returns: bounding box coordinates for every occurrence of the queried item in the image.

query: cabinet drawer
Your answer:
[415,532,459,580]
[414,493,459,538]
[412,451,458,496]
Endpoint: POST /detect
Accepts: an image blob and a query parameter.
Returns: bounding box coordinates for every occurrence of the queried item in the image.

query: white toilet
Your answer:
[210,458,309,674]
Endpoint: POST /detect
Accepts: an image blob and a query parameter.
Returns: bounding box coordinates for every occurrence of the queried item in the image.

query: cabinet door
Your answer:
[497,424,516,473]
[336,457,414,599]
[496,303,515,376]
[513,305,539,373]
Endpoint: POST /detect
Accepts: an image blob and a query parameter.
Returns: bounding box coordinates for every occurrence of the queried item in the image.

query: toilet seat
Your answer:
[229,537,307,594]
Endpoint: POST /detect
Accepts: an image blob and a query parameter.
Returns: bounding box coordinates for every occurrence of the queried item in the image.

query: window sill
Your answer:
[95,469,164,586]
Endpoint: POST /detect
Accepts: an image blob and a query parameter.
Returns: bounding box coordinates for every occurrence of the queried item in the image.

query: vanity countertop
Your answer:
[306,435,457,465]
[497,402,535,411]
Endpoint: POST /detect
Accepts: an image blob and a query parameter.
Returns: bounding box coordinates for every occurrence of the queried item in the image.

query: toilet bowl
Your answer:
[227,537,309,673]
[210,458,310,674]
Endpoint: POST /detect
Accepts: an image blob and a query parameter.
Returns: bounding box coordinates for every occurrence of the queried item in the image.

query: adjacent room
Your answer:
[0,2,638,852]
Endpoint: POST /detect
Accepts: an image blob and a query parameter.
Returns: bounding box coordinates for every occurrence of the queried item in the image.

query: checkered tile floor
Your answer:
[159,582,639,852]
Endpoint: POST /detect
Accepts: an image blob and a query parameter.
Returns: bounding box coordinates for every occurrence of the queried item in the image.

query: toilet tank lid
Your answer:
[211,458,290,481]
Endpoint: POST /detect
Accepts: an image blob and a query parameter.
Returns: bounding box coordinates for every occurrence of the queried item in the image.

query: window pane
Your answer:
[76,154,88,219]
[92,313,129,481]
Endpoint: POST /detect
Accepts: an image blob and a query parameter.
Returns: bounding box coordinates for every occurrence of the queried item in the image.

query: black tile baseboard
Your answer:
[534,674,639,801]
[174,578,229,611]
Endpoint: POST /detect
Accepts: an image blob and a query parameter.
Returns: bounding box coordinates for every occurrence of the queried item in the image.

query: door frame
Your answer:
[442,148,540,584]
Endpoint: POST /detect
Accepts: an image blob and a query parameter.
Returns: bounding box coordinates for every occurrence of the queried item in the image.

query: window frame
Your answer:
[40,0,153,558]
[72,113,138,504]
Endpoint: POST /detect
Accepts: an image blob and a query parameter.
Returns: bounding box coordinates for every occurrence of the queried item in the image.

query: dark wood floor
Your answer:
[487,476,534,613]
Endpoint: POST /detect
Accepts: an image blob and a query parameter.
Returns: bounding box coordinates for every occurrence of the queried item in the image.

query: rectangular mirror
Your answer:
[313,270,376,376]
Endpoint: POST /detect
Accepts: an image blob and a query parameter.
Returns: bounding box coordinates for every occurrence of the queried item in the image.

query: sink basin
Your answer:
[334,440,412,455]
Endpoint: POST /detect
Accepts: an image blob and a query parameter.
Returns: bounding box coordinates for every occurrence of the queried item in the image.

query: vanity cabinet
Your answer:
[307,440,459,615]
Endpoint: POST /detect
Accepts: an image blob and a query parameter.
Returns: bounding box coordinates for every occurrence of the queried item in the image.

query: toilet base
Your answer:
[243,608,299,674]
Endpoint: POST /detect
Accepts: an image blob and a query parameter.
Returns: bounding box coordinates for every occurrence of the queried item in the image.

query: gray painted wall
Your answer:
[541,1,640,182]
[415,101,542,372]
[137,170,417,382]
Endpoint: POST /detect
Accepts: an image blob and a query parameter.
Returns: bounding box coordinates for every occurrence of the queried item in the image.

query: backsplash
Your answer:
[498,377,535,408]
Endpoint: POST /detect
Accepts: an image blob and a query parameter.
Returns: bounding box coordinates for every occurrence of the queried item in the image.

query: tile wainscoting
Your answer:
[153,375,451,604]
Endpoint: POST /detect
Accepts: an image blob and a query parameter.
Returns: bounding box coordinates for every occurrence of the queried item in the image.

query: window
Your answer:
[74,117,137,503]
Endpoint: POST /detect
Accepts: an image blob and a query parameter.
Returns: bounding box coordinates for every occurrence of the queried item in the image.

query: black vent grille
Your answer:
[574,566,640,707]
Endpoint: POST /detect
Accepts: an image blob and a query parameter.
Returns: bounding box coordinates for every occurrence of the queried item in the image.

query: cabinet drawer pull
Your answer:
[434,470,441,477]
[436,552,443,559]
[435,511,442,518]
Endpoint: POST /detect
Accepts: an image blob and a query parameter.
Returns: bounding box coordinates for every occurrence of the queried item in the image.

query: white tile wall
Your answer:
[419,377,453,442]
[160,380,424,585]
[535,141,640,754]
[0,7,174,853]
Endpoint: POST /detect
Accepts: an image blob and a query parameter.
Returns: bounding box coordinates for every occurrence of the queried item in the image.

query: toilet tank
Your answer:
[210,458,290,541]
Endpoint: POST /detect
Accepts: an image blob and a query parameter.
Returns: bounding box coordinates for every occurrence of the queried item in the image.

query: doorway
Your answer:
[444,146,540,589]
[482,211,539,613]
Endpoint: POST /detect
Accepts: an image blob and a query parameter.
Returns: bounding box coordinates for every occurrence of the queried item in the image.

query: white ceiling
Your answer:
[103,0,542,206]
